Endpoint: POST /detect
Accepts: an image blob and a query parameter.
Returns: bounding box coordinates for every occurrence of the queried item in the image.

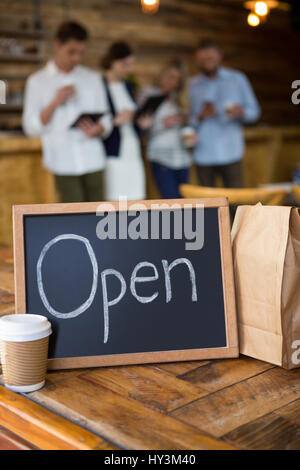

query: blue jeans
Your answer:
[151,162,189,199]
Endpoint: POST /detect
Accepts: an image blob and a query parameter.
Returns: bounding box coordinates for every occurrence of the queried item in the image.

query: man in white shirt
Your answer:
[23,22,111,202]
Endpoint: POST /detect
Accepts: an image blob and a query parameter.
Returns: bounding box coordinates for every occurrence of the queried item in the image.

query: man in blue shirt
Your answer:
[189,39,261,187]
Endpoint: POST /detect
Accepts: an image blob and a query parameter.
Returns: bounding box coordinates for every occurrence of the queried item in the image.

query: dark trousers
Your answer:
[151,162,189,199]
[55,170,104,203]
[196,160,244,188]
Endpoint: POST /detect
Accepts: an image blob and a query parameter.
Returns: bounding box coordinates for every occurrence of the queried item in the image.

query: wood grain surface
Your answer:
[0,386,118,450]
[1,247,300,450]
[1,0,300,126]
[0,426,37,450]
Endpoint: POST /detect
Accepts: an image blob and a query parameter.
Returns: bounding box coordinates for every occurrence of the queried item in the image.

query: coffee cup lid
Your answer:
[0,314,52,342]
[181,126,195,136]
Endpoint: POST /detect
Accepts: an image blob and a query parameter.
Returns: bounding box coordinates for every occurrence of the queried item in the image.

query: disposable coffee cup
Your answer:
[225,101,236,112]
[0,314,52,393]
[181,126,197,148]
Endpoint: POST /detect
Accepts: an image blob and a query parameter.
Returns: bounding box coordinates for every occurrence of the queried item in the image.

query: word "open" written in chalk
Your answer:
[36,234,198,343]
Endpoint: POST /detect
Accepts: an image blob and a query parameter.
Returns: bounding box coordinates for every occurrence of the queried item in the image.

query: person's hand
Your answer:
[182,132,198,148]
[77,118,105,137]
[198,102,216,121]
[226,104,244,119]
[40,86,75,125]
[163,114,183,128]
[53,85,75,107]
[136,114,153,131]
[114,110,134,126]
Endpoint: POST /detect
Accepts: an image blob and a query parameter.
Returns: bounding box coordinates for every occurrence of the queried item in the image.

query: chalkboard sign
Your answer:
[13,198,238,369]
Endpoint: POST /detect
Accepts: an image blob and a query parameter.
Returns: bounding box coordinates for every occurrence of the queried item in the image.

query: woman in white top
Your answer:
[138,60,196,199]
[101,42,145,201]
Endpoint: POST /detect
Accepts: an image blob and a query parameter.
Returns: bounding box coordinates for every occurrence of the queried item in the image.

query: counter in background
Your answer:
[0,135,58,245]
[148,125,300,199]
[1,126,300,245]
[243,126,300,188]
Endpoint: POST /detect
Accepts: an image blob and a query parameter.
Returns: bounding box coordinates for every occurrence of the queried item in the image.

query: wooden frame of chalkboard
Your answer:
[13,198,238,369]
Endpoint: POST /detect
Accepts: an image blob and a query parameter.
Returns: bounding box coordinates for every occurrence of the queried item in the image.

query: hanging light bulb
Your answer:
[247,12,261,26]
[244,1,280,15]
[141,0,160,14]
[254,1,269,16]
[244,1,282,27]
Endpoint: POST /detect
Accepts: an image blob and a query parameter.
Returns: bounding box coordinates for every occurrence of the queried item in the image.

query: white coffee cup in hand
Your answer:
[181,126,197,148]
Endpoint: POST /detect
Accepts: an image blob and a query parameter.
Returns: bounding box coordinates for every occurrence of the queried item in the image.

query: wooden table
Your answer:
[1,246,300,450]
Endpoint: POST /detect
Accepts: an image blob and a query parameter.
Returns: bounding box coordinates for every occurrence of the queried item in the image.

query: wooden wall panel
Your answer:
[0,0,299,125]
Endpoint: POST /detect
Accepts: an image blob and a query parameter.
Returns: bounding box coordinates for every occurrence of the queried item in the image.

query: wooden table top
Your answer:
[1,246,300,450]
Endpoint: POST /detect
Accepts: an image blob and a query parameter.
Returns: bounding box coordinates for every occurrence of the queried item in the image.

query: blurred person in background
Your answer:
[23,21,111,203]
[189,39,261,188]
[138,60,195,199]
[101,41,146,201]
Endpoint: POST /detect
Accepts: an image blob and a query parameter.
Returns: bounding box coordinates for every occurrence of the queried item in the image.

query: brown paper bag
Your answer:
[232,203,300,369]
